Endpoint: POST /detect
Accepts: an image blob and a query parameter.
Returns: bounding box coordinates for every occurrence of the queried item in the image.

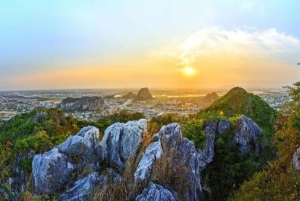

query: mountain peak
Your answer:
[134,87,153,101]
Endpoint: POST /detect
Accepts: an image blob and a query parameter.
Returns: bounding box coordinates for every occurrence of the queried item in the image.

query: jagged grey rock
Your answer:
[198,123,216,172]
[134,123,181,181]
[59,172,101,201]
[134,134,163,180]
[176,139,203,201]
[135,182,178,201]
[57,126,100,173]
[32,148,74,194]
[135,123,203,201]
[292,148,300,171]
[101,119,147,170]
[234,115,262,154]
[32,126,100,195]
[160,123,182,150]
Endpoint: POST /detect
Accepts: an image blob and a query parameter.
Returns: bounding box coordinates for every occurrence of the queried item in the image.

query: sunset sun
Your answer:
[183,67,195,75]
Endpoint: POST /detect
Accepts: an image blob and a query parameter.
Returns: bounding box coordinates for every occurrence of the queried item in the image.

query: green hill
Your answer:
[199,87,276,139]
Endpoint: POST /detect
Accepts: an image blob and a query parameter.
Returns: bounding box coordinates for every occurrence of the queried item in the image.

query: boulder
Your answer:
[135,182,178,201]
[32,148,74,194]
[57,126,100,173]
[234,115,262,154]
[101,119,147,170]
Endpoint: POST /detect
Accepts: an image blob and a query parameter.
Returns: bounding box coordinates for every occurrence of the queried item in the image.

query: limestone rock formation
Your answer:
[134,134,163,180]
[101,119,147,170]
[57,126,100,173]
[134,123,203,201]
[58,96,105,111]
[31,121,203,200]
[32,126,100,194]
[135,182,178,201]
[32,148,74,194]
[134,88,153,101]
[234,115,262,154]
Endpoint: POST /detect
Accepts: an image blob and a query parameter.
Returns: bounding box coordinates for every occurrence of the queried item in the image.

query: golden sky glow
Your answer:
[1,1,300,90]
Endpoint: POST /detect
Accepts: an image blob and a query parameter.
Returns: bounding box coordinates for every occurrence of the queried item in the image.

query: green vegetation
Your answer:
[230,81,300,200]
[182,87,278,201]
[200,87,277,139]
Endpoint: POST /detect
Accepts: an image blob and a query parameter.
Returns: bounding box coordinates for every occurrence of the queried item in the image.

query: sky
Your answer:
[0,0,300,90]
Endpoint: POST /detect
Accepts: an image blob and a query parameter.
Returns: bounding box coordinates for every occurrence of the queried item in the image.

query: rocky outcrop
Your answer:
[134,123,203,201]
[31,121,203,200]
[57,126,100,173]
[32,126,100,194]
[58,96,105,111]
[32,148,74,194]
[134,134,163,180]
[101,119,147,170]
[292,148,300,171]
[134,88,153,101]
[59,172,101,201]
[197,119,231,171]
[135,182,178,201]
[123,92,136,99]
[234,115,262,154]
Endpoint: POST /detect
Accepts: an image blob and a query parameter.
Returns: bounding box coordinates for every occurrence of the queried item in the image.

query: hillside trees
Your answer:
[230,81,300,200]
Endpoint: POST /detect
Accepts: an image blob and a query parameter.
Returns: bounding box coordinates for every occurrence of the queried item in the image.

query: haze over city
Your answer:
[1,0,300,90]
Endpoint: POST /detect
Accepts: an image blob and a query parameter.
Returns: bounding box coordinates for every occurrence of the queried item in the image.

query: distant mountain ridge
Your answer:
[58,96,105,111]
[122,92,136,99]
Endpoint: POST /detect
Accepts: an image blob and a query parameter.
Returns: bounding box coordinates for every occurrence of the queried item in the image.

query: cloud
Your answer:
[240,2,254,10]
[148,27,300,88]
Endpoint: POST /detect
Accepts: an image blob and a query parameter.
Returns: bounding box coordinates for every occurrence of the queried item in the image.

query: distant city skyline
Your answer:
[1,1,300,90]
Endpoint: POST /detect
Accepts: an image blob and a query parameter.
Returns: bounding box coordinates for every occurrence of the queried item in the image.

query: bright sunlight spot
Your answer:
[183,67,195,75]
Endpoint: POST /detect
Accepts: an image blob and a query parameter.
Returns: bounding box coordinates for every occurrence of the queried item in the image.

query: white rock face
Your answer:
[234,115,262,154]
[57,126,100,172]
[134,135,163,180]
[32,148,74,194]
[32,126,100,195]
[101,119,147,170]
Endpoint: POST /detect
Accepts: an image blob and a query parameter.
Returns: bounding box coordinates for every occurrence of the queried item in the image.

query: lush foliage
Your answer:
[230,81,300,200]
[183,87,278,201]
